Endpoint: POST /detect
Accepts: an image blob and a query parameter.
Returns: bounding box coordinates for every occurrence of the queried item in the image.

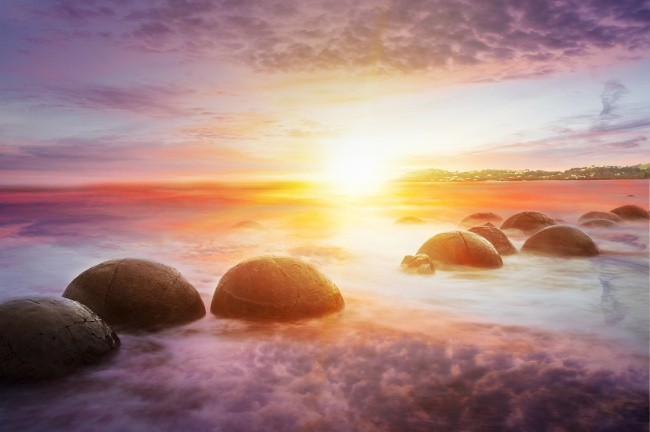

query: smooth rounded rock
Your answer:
[211,256,344,321]
[579,219,618,228]
[577,211,622,224]
[400,254,435,275]
[469,225,517,255]
[522,225,599,257]
[0,297,119,383]
[416,231,503,269]
[501,211,556,234]
[395,216,426,224]
[610,205,649,220]
[461,212,503,227]
[63,259,206,331]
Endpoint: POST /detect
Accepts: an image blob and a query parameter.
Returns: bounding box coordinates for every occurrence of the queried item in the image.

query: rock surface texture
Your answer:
[610,205,650,220]
[0,297,119,383]
[400,254,435,274]
[211,256,344,320]
[63,259,206,331]
[522,225,599,257]
[469,225,517,255]
[417,231,503,269]
[501,212,556,234]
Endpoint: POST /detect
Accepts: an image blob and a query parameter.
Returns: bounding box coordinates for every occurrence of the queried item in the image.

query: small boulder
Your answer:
[0,297,119,383]
[211,256,344,320]
[395,216,426,224]
[63,259,206,331]
[578,211,622,224]
[416,231,503,269]
[579,219,618,228]
[610,205,649,220]
[522,225,599,257]
[400,254,435,275]
[501,211,556,234]
[461,212,503,227]
[469,225,517,255]
[232,220,264,230]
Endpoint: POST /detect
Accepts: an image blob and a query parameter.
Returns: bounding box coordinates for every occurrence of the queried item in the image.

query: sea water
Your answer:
[0,180,648,431]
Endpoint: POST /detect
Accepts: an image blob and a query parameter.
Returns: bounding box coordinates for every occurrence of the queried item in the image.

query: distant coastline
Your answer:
[399,164,650,182]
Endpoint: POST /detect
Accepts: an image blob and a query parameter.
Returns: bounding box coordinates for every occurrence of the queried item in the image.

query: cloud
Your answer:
[600,80,629,117]
[15,0,650,76]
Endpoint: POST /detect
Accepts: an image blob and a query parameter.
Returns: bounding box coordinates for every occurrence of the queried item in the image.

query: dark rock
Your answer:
[416,231,503,269]
[400,254,435,275]
[579,219,618,228]
[610,205,649,220]
[501,212,556,234]
[63,259,206,331]
[211,256,344,320]
[0,297,119,383]
[469,225,517,255]
[522,225,599,257]
[395,216,426,224]
[461,212,503,227]
[578,211,622,223]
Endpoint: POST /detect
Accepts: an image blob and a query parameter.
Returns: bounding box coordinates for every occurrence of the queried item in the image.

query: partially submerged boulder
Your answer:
[522,225,599,257]
[0,297,119,383]
[211,256,344,320]
[461,212,503,227]
[400,254,435,275]
[395,216,426,224]
[63,259,206,331]
[232,220,264,230]
[579,219,618,229]
[577,211,622,224]
[501,211,556,234]
[610,205,649,220]
[416,231,503,269]
[469,225,517,255]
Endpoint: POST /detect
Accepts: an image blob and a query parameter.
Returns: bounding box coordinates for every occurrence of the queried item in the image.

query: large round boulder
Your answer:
[0,297,119,383]
[577,211,622,224]
[521,225,599,257]
[501,211,556,234]
[211,256,344,321]
[469,225,517,255]
[460,212,503,227]
[63,259,206,331]
[610,205,649,220]
[416,231,503,269]
[579,219,618,229]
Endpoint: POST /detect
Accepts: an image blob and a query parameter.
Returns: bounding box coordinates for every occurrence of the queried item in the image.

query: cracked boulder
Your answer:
[63,259,205,331]
[211,256,344,320]
[416,231,503,269]
[522,225,599,257]
[610,205,650,220]
[469,225,517,255]
[400,254,435,275]
[0,297,119,383]
[501,211,556,234]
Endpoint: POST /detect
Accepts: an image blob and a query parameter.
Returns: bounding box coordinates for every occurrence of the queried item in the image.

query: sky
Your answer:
[0,0,649,186]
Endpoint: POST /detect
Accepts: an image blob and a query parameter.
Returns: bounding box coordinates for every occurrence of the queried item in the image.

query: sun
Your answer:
[321,137,387,196]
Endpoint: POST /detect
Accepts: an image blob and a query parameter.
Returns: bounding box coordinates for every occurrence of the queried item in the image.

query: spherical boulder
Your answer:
[211,256,344,321]
[461,212,503,227]
[0,297,119,383]
[400,254,435,275]
[416,231,503,269]
[610,205,649,220]
[395,216,426,224]
[521,225,599,257]
[577,211,622,224]
[469,225,517,255]
[579,218,618,229]
[63,259,206,331]
[501,211,556,234]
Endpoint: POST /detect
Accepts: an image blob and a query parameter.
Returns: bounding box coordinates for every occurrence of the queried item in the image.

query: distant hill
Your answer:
[399,164,650,182]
